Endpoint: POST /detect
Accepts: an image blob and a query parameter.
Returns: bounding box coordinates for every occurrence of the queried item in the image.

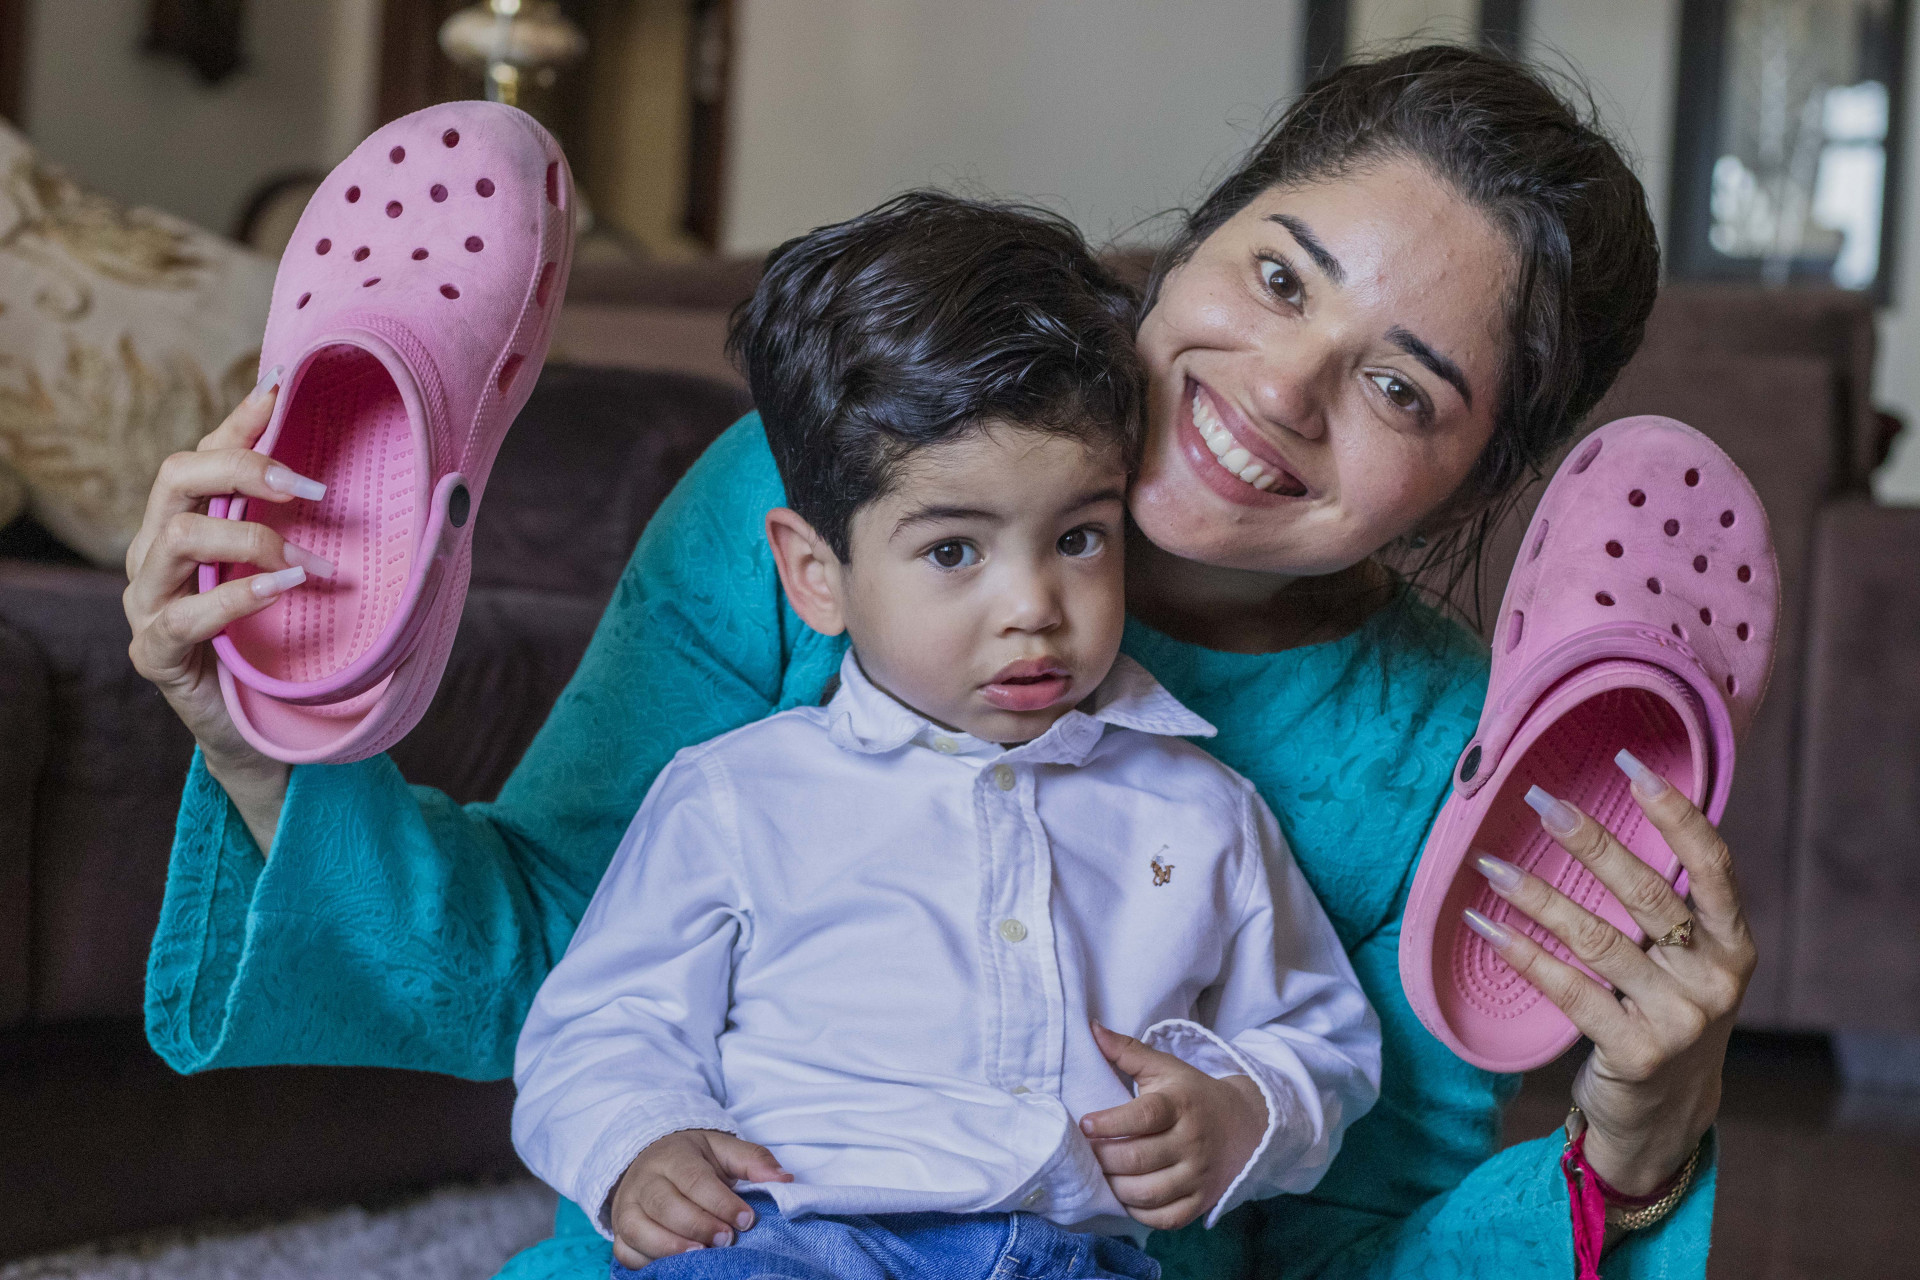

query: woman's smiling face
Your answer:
[1132,156,1515,577]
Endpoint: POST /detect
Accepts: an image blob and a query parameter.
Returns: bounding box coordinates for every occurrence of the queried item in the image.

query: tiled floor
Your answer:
[1502,1032,1920,1278]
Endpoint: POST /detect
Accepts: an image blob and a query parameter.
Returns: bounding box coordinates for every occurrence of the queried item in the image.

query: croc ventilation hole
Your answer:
[441,284,460,299]
[430,184,447,203]
[1507,610,1524,651]
[443,129,460,148]
[497,353,524,392]
[1606,540,1623,558]
[1693,555,1709,573]
[1596,592,1615,606]
[386,200,403,218]
[412,248,428,260]
[296,292,311,309]
[1685,468,1700,486]
[476,178,495,198]
[1726,674,1739,696]
[465,235,484,252]
[353,246,370,261]
[536,261,557,308]
[1672,623,1687,640]
[345,185,361,203]
[1646,578,1662,594]
[545,161,561,207]
[1664,518,1680,536]
[1721,510,1736,527]
[390,146,406,164]
[1628,489,1646,507]
[362,277,380,287]
[1737,564,1752,582]
[1737,622,1750,641]
[1699,607,1714,625]
[315,238,331,255]
[1570,438,1603,473]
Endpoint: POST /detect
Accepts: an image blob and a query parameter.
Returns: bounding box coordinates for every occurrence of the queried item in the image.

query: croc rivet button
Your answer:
[449,483,471,528]
[1460,744,1482,782]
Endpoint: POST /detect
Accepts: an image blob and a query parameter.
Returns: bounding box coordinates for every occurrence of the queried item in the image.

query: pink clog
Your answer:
[198,101,574,765]
[1400,416,1780,1073]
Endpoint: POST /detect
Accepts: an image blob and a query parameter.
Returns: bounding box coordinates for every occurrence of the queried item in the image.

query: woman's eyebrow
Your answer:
[1387,325,1473,408]
[1266,213,1344,285]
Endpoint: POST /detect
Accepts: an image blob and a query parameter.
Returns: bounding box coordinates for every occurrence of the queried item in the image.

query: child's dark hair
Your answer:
[728,191,1145,560]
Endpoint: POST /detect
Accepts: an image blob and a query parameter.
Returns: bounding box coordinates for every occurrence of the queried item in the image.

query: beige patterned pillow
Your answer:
[0,119,274,566]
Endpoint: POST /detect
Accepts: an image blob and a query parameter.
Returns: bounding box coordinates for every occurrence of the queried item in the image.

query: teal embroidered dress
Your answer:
[149,417,1714,1278]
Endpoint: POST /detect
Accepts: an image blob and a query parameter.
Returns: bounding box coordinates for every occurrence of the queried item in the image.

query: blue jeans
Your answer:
[609,1193,1159,1280]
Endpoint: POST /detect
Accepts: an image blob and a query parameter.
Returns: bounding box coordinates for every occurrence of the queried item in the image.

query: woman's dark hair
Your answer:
[729,191,1145,560]
[1147,44,1660,630]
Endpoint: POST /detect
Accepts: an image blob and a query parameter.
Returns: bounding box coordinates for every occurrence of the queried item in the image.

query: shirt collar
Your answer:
[824,649,1214,767]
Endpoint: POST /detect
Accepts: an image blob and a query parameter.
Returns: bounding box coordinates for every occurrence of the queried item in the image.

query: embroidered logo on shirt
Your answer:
[1151,849,1174,886]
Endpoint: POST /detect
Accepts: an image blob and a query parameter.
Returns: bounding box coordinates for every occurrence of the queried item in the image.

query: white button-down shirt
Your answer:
[513,652,1380,1242]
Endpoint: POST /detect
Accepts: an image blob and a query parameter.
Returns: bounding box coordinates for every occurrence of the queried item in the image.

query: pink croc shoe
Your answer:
[197,101,574,764]
[1399,416,1780,1073]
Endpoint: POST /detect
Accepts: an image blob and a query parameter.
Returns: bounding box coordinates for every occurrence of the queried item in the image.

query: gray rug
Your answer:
[1,1182,559,1280]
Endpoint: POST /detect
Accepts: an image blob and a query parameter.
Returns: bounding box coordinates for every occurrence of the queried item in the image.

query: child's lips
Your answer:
[981,660,1074,712]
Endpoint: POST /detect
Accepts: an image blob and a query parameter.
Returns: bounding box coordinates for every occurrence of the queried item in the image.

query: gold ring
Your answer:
[1652,917,1694,948]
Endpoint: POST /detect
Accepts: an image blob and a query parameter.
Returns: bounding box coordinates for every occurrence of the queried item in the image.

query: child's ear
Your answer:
[765,507,847,636]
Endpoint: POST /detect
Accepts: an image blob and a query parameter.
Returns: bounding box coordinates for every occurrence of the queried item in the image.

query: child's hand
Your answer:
[1079,1022,1269,1230]
[607,1129,793,1268]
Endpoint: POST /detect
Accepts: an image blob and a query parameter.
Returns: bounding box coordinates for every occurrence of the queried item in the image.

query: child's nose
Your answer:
[1000,567,1064,634]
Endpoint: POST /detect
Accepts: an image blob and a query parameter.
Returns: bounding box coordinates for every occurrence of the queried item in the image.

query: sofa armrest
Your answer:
[1790,500,1920,1031]
[0,608,49,1029]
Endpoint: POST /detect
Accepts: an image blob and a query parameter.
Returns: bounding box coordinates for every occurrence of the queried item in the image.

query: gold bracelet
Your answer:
[1605,1142,1701,1230]
[1563,1106,1706,1233]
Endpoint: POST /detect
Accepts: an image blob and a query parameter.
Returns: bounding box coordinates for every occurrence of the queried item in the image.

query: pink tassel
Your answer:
[1561,1128,1608,1280]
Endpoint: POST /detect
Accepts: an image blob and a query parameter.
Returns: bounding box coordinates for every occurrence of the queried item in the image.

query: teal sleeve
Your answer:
[1232,926,1712,1277]
[145,415,817,1078]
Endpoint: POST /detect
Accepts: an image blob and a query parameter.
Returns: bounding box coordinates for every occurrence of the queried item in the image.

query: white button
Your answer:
[932,736,958,754]
[1009,1085,1031,1095]
[998,918,1028,943]
[1021,1187,1045,1209]
[993,764,1016,791]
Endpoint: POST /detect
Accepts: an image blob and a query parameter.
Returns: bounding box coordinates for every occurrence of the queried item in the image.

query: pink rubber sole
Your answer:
[225,346,424,686]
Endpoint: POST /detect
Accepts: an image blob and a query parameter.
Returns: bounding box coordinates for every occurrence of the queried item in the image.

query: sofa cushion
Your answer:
[469,363,751,597]
[0,119,274,567]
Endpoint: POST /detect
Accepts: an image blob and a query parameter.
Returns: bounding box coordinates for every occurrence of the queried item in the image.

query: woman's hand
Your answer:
[1464,750,1754,1195]
[122,367,331,850]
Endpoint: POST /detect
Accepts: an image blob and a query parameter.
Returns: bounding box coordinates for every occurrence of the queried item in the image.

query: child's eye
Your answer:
[926,541,979,569]
[1057,528,1104,558]
[1258,256,1304,307]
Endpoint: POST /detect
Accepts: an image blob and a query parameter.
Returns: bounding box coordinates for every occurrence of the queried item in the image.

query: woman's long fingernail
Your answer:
[249,364,285,404]
[282,543,336,580]
[1463,907,1513,947]
[1614,749,1669,799]
[250,566,306,597]
[1524,785,1582,838]
[264,464,327,501]
[1473,851,1525,893]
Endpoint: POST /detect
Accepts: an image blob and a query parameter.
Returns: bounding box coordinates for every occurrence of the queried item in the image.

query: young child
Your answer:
[511,193,1380,1280]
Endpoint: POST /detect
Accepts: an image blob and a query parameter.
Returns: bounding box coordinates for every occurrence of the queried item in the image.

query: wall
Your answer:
[21,0,377,237]
[723,0,1918,498]
[722,0,1306,254]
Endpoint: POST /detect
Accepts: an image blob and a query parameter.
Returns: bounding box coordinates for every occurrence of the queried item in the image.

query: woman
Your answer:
[126,47,1745,1278]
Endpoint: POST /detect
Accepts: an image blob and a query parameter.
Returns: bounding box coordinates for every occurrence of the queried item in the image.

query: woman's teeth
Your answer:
[1192,390,1280,492]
